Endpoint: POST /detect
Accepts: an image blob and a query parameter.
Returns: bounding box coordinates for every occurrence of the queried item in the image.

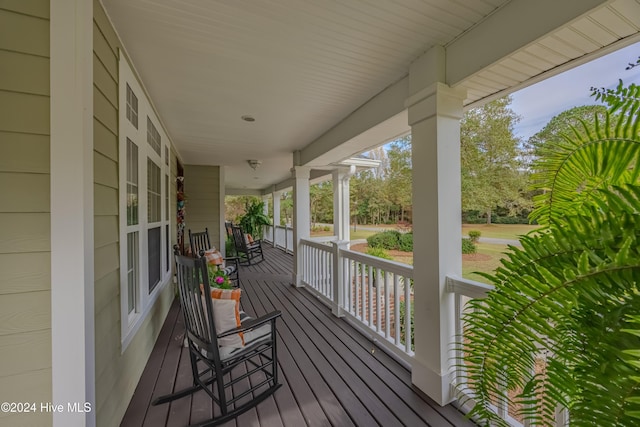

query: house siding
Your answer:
[0,1,52,426]
[93,2,175,426]
[184,165,222,248]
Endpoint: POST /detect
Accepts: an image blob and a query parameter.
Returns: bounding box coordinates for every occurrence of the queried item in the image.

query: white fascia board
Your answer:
[445,0,609,86]
[299,76,409,166]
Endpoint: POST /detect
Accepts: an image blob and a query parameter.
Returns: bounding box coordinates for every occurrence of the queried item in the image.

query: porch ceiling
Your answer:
[101,0,640,193]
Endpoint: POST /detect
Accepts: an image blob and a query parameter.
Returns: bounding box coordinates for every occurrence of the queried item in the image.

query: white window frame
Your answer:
[119,53,172,350]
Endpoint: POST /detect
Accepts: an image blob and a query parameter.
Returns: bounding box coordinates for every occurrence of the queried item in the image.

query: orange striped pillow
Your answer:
[203,249,224,266]
[210,288,244,345]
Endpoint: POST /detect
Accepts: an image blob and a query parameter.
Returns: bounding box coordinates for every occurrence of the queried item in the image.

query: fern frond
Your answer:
[460,88,640,425]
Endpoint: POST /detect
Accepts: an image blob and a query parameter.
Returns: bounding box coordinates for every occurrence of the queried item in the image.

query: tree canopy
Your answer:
[460,96,530,223]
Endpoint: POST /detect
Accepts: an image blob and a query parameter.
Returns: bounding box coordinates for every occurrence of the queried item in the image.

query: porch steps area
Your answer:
[120,245,474,427]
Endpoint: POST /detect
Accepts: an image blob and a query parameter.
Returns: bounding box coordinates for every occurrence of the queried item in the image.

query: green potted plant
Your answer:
[238,200,271,239]
[459,79,640,425]
[207,264,233,290]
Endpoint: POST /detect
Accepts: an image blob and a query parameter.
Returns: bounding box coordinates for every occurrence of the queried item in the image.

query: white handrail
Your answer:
[298,239,414,364]
[340,249,413,279]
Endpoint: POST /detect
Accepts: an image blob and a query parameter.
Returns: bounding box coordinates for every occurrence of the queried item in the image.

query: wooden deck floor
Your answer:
[120,245,474,427]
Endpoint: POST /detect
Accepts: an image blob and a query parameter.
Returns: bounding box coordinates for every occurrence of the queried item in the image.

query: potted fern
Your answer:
[238,200,271,240]
[459,79,640,425]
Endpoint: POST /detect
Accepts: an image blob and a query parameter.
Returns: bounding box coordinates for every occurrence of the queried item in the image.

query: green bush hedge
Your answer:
[365,247,392,260]
[462,237,477,254]
[367,230,413,252]
[367,230,401,250]
[399,233,413,252]
[468,230,481,243]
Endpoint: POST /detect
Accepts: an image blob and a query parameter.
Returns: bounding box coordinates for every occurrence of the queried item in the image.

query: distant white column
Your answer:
[272,190,281,247]
[292,166,311,287]
[262,195,269,216]
[408,47,466,406]
[332,166,354,244]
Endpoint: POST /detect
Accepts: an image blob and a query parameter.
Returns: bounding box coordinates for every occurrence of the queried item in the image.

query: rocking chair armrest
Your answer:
[217,310,282,338]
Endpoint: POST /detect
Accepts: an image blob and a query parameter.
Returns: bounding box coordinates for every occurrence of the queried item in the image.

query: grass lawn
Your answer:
[462,242,511,284]
[309,227,376,241]
[311,224,532,285]
[462,223,540,240]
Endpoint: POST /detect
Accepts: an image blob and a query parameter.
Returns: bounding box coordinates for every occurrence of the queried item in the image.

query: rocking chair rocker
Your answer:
[152,254,282,426]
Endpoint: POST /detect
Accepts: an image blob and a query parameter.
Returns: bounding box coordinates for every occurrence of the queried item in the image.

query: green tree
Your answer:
[460,81,640,426]
[524,105,608,164]
[461,96,529,223]
[225,195,262,223]
[385,136,412,223]
[310,181,333,224]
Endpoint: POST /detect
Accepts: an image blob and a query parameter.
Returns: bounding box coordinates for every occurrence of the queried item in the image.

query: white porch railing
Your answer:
[290,237,565,425]
[299,238,414,365]
[446,275,567,427]
[264,224,294,254]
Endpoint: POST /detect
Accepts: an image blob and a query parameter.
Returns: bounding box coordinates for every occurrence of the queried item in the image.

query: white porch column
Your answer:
[292,165,311,287]
[262,195,269,216]
[407,47,466,406]
[262,194,270,240]
[272,189,281,247]
[332,166,354,244]
[51,0,95,426]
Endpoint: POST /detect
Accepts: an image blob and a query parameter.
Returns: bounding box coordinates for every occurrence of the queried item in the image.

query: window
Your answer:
[119,58,171,349]
[126,84,138,129]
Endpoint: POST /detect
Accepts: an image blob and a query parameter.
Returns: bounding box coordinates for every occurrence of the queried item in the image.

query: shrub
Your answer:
[365,246,393,260]
[367,230,402,250]
[399,232,413,252]
[468,230,481,243]
[462,237,476,254]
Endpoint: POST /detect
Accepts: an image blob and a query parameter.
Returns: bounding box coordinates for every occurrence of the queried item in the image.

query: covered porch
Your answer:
[120,246,473,426]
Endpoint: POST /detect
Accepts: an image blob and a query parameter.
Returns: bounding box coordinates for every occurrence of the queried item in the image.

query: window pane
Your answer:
[127,232,139,314]
[126,139,138,225]
[148,227,161,293]
[147,159,161,223]
[126,84,138,129]
[146,117,161,156]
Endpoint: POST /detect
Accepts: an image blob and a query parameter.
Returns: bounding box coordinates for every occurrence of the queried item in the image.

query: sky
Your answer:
[510,41,640,141]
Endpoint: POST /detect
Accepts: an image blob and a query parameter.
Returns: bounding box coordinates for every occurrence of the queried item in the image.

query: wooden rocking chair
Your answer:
[231,225,265,266]
[189,228,240,284]
[152,254,282,426]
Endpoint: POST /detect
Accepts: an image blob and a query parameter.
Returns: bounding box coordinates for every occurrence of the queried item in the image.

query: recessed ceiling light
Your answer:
[241,115,255,122]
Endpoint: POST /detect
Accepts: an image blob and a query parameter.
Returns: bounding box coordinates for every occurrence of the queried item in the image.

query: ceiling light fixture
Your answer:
[241,115,255,122]
[247,160,262,170]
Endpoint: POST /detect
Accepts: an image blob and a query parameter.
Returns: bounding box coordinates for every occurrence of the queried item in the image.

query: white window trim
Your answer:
[119,53,172,351]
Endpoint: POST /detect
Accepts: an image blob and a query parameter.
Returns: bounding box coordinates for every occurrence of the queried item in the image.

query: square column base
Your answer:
[411,357,455,406]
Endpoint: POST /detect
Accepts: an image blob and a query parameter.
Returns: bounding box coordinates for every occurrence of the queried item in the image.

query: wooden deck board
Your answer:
[120,245,473,427]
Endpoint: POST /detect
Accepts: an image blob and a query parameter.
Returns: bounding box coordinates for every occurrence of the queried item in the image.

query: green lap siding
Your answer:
[0,2,52,426]
[184,165,223,248]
